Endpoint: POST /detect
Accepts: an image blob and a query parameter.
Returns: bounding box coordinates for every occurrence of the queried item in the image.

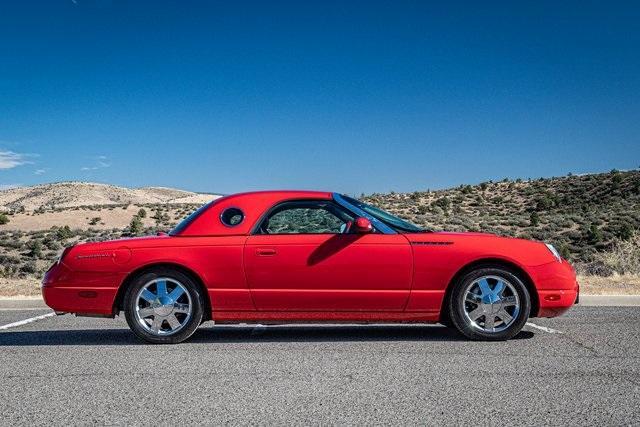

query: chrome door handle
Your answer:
[255,248,277,256]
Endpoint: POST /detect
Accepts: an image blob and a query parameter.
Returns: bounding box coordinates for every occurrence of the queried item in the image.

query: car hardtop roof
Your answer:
[172,190,337,236]
[221,189,334,200]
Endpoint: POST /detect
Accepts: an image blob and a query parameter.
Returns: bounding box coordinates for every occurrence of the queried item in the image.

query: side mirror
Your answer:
[354,217,373,234]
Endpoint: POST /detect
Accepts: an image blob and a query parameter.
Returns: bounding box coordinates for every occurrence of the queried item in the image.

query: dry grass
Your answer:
[578,274,640,295]
[591,232,640,276]
[0,205,159,231]
[0,278,41,297]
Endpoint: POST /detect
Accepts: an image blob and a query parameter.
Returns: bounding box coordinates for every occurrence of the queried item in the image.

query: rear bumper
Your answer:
[42,286,118,316]
[528,260,579,318]
[42,262,124,316]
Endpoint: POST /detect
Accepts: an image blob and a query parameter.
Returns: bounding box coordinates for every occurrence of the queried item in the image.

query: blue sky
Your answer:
[1,1,639,195]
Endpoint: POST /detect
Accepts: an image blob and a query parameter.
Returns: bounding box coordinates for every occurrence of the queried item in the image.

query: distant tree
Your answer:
[416,205,428,215]
[0,213,9,225]
[20,261,38,275]
[433,197,451,212]
[558,243,571,260]
[617,223,634,241]
[42,235,61,251]
[26,240,43,259]
[586,224,603,244]
[129,216,144,235]
[55,225,73,241]
[529,211,540,227]
[535,193,556,210]
[611,173,623,188]
[137,208,147,218]
[479,182,488,191]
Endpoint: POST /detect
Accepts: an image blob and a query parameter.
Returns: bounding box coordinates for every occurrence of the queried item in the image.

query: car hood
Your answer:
[404,231,557,266]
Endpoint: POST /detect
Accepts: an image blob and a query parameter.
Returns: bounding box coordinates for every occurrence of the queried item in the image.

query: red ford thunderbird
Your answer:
[43,191,578,343]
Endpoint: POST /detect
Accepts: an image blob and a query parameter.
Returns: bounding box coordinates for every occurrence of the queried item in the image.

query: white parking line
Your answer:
[0,312,56,331]
[526,321,562,334]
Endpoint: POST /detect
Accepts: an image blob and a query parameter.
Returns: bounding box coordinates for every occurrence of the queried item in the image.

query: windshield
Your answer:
[169,202,212,235]
[341,195,426,233]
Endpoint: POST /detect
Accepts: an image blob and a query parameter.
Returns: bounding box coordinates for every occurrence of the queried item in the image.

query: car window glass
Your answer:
[220,207,244,226]
[263,205,353,234]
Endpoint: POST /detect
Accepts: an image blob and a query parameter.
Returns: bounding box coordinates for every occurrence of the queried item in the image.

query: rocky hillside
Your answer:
[364,169,640,263]
[0,172,638,287]
[0,182,220,211]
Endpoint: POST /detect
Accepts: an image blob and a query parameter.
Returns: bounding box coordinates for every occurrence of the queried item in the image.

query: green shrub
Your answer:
[129,216,144,235]
[529,211,540,227]
[56,225,73,240]
[20,261,38,275]
[26,240,43,259]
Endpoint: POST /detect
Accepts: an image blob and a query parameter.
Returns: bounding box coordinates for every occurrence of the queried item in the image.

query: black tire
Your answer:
[448,266,531,341]
[124,268,205,344]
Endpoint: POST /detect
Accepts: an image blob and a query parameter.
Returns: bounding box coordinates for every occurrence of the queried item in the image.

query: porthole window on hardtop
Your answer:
[220,207,244,227]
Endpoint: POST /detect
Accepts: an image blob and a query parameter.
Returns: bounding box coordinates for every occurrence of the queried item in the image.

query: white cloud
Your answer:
[0,151,32,170]
[34,168,47,175]
[81,156,111,171]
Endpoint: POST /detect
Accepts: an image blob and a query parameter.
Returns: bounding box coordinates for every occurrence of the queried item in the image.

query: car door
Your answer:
[243,200,413,311]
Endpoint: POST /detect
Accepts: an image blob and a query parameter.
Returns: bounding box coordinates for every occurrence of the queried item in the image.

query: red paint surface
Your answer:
[42,190,578,322]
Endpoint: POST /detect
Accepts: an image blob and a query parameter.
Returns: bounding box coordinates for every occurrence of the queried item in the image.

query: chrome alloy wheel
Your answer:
[134,278,193,336]
[462,275,520,333]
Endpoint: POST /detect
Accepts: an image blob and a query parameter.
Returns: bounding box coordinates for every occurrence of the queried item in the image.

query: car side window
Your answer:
[257,201,355,234]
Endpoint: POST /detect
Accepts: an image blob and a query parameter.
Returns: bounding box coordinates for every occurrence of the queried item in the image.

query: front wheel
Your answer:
[124,269,205,344]
[448,267,531,341]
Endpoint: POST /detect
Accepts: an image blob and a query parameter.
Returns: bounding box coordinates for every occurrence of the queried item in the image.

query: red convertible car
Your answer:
[43,191,578,343]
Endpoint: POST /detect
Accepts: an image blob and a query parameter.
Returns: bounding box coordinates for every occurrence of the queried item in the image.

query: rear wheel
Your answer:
[124,268,205,344]
[449,267,530,340]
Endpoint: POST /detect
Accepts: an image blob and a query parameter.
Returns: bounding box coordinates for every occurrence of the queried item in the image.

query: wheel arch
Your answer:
[113,262,212,320]
[439,258,540,322]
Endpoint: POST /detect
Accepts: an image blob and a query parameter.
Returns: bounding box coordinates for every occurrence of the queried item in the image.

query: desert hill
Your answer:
[0,172,638,295]
[365,169,640,264]
[0,182,220,211]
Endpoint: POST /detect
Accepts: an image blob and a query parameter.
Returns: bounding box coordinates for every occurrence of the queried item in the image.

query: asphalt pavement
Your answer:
[0,303,639,425]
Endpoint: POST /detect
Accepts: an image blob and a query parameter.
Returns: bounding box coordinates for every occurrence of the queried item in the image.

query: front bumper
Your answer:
[528,259,579,318]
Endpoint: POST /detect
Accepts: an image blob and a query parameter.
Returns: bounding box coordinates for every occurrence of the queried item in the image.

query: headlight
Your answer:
[545,243,562,262]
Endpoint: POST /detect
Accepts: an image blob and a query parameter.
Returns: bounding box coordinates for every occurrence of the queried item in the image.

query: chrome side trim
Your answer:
[332,193,397,235]
[411,241,453,246]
